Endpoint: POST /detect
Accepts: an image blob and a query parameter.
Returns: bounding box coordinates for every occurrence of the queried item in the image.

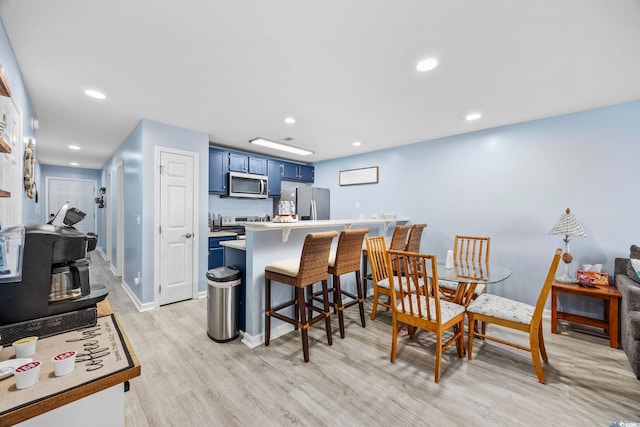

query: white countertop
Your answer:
[220,240,246,251]
[242,218,409,241]
[242,218,409,230]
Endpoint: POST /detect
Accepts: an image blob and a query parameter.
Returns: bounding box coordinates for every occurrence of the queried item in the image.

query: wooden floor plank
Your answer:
[89,252,640,426]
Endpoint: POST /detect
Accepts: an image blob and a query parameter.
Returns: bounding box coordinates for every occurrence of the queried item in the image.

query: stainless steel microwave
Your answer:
[228,171,268,198]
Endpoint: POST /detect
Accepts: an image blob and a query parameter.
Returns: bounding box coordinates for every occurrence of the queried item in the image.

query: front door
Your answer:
[159,150,195,305]
[47,178,96,234]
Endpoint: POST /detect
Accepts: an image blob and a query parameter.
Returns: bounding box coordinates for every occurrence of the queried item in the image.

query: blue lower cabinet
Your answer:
[208,236,236,269]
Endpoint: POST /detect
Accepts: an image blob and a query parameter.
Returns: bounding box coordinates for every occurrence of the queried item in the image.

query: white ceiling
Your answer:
[1,0,640,169]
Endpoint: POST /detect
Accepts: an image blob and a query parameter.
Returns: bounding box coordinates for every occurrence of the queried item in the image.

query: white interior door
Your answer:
[47,178,96,234]
[159,150,195,305]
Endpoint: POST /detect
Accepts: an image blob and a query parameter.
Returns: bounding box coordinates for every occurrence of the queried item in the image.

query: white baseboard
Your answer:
[241,322,294,349]
[120,280,155,312]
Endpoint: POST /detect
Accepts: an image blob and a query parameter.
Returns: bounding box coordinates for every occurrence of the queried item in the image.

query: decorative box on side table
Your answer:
[551,281,622,349]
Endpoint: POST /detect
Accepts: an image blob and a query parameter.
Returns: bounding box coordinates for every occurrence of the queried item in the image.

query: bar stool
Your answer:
[264,231,338,362]
[405,224,427,252]
[314,228,369,338]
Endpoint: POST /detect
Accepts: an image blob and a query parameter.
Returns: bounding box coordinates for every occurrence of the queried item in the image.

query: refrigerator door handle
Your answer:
[311,200,317,221]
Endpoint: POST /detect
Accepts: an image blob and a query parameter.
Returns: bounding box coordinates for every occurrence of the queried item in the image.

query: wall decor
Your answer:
[339,166,378,186]
[23,139,35,199]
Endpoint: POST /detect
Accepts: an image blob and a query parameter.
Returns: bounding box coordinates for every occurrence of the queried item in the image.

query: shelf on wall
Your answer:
[0,70,11,97]
[0,136,11,154]
[0,189,10,198]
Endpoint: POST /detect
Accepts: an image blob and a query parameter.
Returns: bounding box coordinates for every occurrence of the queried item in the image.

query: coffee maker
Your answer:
[0,202,107,326]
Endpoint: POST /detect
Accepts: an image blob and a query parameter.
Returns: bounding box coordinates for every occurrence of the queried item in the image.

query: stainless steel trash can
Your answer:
[206,266,241,342]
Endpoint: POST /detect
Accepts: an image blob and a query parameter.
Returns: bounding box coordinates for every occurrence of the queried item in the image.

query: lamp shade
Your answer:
[549,208,586,237]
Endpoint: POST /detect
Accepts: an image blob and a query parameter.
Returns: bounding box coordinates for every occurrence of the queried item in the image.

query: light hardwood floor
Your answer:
[90,253,640,426]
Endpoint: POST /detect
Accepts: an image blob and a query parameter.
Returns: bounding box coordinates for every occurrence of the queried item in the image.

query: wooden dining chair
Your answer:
[466,248,563,384]
[387,250,466,383]
[439,235,491,305]
[365,235,395,320]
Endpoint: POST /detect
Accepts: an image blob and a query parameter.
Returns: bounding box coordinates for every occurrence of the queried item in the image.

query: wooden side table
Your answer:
[551,281,622,348]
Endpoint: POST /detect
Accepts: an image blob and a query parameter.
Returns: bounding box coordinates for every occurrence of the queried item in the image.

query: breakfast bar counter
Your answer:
[0,299,140,427]
[236,218,408,348]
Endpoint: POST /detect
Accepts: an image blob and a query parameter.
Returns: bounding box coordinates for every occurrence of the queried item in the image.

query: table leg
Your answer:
[609,296,620,349]
[551,286,558,334]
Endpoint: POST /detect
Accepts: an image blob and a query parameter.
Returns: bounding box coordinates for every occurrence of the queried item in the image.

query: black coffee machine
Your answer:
[0,202,107,326]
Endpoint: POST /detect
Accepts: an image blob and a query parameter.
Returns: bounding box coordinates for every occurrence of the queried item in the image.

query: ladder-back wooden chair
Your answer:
[466,248,562,383]
[440,235,491,306]
[366,235,394,320]
[387,250,466,383]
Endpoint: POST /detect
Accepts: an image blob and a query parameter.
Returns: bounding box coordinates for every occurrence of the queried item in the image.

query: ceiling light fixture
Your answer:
[284,117,296,125]
[465,112,482,121]
[84,89,106,100]
[249,137,314,156]
[70,162,79,166]
[416,58,438,72]
[352,141,362,147]
[68,145,81,150]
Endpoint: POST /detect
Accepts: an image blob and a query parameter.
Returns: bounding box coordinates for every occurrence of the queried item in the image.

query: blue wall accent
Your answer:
[313,100,640,315]
[0,18,38,224]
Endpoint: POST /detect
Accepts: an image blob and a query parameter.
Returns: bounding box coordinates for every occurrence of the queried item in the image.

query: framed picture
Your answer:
[339,166,378,186]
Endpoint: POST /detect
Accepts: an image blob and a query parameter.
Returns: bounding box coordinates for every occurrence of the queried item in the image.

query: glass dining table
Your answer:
[435,262,512,306]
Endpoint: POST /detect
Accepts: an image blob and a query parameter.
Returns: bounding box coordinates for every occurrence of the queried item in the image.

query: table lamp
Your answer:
[549,208,586,283]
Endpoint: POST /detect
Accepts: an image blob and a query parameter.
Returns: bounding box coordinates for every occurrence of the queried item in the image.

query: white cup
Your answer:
[14,360,42,389]
[13,337,38,358]
[51,351,76,377]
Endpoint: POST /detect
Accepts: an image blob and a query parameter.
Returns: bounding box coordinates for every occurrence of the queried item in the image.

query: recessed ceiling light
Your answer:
[84,89,106,100]
[70,162,79,166]
[416,58,438,72]
[284,117,296,125]
[250,137,313,156]
[352,141,362,147]
[68,145,81,150]
[465,113,482,121]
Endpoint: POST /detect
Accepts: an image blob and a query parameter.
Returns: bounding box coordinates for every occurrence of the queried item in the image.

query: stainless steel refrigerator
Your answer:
[280,187,330,220]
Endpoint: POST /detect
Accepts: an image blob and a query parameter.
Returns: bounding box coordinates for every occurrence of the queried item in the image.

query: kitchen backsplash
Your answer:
[208,195,274,218]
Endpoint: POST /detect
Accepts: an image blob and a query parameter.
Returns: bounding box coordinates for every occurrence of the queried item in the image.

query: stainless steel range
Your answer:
[220,216,259,238]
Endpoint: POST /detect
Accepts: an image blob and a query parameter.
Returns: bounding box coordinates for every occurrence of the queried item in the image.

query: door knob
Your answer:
[182,233,192,238]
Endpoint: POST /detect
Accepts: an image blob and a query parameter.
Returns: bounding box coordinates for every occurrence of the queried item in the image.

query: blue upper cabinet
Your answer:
[209,148,228,194]
[229,152,248,173]
[248,156,267,176]
[282,161,314,182]
[229,152,267,176]
[267,160,282,197]
[209,145,314,197]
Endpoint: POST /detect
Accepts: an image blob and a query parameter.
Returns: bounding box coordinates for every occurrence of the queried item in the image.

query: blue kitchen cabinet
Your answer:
[229,152,267,176]
[208,236,237,269]
[281,161,314,183]
[267,160,282,197]
[209,148,228,195]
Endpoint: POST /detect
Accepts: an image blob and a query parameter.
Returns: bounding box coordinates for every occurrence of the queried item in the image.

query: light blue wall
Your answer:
[313,100,640,315]
[0,18,38,224]
[99,120,209,306]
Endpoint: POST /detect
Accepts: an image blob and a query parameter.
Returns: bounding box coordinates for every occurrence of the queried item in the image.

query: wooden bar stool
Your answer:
[264,231,338,362]
[314,228,369,338]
